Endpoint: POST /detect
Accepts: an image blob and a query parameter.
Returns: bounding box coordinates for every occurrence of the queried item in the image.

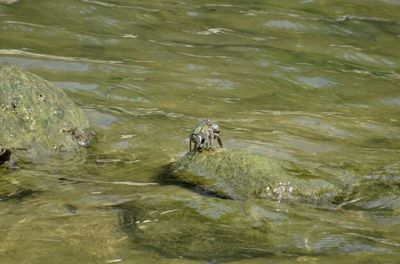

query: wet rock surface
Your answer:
[0,64,93,163]
[171,148,342,203]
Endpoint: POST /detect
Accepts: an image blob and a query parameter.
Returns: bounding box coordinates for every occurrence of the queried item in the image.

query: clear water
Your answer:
[0,0,399,263]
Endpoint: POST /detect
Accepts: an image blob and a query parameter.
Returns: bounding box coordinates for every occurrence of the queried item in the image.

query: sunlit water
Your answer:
[1,0,399,263]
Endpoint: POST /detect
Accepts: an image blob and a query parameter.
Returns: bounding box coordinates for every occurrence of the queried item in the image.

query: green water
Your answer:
[1,0,400,263]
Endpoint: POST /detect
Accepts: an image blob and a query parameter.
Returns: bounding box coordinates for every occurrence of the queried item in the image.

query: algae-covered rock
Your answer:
[0,64,93,162]
[120,186,393,260]
[120,186,274,260]
[172,149,341,202]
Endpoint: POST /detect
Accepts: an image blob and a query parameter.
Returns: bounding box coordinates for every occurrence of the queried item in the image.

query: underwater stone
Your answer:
[119,186,382,260]
[0,175,32,200]
[120,187,275,259]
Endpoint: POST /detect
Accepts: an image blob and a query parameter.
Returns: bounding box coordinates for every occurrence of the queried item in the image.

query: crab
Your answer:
[189,120,223,152]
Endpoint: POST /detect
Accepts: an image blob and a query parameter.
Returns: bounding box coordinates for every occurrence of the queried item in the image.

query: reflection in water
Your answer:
[264,20,305,30]
[0,0,400,263]
[296,76,333,89]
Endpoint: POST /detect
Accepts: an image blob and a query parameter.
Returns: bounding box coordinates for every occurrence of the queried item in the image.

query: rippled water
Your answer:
[1,0,400,263]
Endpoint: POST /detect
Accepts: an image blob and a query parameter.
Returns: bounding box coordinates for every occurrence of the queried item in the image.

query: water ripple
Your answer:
[335,15,395,23]
[0,0,18,4]
[264,20,305,30]
[0,49,123,65]
[80,0,114,8]
[4,20,49,28]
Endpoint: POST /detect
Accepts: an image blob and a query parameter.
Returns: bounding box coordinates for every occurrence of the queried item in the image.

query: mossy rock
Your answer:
[171,149,341,202]
[0,64,93,163]
[119,186,275,260]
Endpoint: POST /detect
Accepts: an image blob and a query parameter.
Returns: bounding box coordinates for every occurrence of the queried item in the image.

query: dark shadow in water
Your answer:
[0,188,35,202]
[0,148,12,164]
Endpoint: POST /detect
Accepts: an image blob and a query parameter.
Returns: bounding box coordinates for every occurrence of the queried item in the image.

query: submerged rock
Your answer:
[120,186,397,260]
[0,64,93,164]
[120,186,274,260]
[0,176,32,201]
[171,148,341,202]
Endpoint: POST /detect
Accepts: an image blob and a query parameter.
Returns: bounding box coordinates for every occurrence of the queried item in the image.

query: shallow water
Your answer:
[1,0,400,263]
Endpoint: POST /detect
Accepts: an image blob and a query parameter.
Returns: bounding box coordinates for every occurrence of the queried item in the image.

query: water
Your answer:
[1,0,400,263]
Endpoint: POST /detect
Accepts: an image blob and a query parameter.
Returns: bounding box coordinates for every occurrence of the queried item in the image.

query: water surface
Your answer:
[1,0,400,263]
